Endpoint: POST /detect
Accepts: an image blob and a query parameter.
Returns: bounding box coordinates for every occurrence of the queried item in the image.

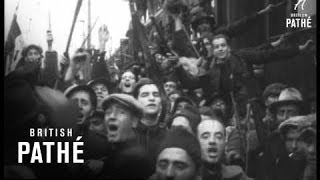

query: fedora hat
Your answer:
[269,88,307,115]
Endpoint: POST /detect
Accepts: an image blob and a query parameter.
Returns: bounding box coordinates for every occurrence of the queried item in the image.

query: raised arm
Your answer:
[235,39,314,65]
[214,4,275,38]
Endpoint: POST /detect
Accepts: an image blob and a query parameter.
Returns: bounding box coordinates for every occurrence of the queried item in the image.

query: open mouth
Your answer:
[77,113,84,119]
[208,147,218,155]
[108,124,118,132]
[124,83,131,88]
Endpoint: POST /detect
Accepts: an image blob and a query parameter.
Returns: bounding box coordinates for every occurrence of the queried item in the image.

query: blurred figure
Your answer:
[150,127,202,180]
[88,78,114,110]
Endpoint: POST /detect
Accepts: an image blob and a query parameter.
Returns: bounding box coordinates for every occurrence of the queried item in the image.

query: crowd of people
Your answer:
[4,0,316,179]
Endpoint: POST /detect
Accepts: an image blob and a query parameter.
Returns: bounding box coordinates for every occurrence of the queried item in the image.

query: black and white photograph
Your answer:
[4,0,317,179]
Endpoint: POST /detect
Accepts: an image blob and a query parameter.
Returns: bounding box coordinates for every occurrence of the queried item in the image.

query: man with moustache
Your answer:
[118,70,137,95]
[197,119,252,180]
[133,78,167,172]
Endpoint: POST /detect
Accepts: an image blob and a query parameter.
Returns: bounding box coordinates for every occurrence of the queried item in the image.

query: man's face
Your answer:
[88,116,106,133]
[197,23,212,38]
[285,128,301,159]
[297,132,316,162]
[26,48,41,63]
[137,84,161,116]
[104,103,135,143]
[120,71,136,94]
[265,94,279,107]
[276,104,300,123]
[210,98,227,116]
[156,148,198,180]
[197,120,225,164]
[175,101,190,114]
[70,91,94,124]
[169,93,180,103]
[171,116,192,134]
[203,38,213,57]
[92,83,109,109]
[212,37,231,59]
[164,81,177,96]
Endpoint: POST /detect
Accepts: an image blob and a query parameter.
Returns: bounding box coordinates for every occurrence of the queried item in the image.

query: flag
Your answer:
[5,13,23,75]
[5,14,21,53]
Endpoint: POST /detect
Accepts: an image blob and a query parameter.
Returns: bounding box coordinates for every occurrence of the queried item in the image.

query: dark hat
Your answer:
[87,77,115,93]
[199,106,220,120]
[269,88,307,115]
[157,127,202,170]
[204,93,231,107]
[168,104,201,134]
[262,83,288,101]
[64,84,97,108]
[190,6,215,31]
[89,109,104,119]
[101,93,144,119]
[21,44,43,58]
[171,96,197,114]
[4,77,41,127]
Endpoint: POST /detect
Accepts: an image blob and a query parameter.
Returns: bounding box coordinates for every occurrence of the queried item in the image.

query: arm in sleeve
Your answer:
[173,66,202,89]
[172,30,198,58]
[214,12,260,38]
[235,44,300,65]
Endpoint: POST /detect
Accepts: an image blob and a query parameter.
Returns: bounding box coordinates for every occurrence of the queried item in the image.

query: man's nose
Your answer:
[165,165,175,179]
[208,136,217,145]
[283,111,290,120]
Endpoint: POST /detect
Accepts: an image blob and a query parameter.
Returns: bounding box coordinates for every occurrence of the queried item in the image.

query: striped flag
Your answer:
[5,13,24,75]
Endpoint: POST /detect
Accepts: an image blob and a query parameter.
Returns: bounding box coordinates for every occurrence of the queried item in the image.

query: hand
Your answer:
[299,39,314,51]
[258,4,275,15]
[47,30,53,46]
[84,160,104,176]
[98,25,109,43]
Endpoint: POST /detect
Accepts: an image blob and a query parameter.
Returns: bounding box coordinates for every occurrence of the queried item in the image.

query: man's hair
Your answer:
[21,44,44,59]
[121,70,138,82]
[197,119,226,138]
[212,34,231,46]
[133,78,161,98]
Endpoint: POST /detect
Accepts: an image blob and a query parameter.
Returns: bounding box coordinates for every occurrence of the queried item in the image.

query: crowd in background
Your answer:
[4,0,316,179]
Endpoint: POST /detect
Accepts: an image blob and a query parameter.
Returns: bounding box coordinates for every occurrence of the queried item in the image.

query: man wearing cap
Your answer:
[150,127,202,180]
[97,93,152,179]
[262,115,315,180]
[261,83,288,123]
[64,84,97,126]
[197,119,252,180]
[255,88,309,180]
[87,77,114,110]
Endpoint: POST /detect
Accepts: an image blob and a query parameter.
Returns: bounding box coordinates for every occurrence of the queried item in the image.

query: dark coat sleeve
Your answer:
[234,45,300,65]
[172,30,198,58]
[173,66,202,89]
[213,12,260,38]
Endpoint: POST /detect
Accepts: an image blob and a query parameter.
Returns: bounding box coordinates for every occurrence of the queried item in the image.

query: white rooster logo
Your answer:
[294,0,307,10]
